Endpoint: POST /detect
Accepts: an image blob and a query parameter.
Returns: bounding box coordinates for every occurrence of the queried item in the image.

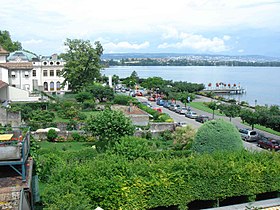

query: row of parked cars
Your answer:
[156,99,211,123]
[238,128,279,151]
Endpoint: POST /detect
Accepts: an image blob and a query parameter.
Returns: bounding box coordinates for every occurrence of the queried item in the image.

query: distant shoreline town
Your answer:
[102,53,280,67]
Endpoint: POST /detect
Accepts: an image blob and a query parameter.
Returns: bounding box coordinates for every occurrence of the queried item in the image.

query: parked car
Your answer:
[173,104,181,112]
[169,104,176,111]
[163,101,172,108]
[156,99,165,106]
[148,97,155,101]
[185,111,198,119]
[239,129,259,142]
[176,107,188,115]
[153,107,162,113]
[257,136,280,151]
[141,101,152,108]
[195,115,210,123]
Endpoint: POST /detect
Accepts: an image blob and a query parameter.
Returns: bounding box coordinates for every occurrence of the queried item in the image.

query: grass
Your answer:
[190,102,225,116]
[242,122,280,136]
[38,141,94,152]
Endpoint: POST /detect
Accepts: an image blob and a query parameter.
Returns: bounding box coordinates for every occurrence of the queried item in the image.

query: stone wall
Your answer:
[0,108,21,126]
[149,122,176,132]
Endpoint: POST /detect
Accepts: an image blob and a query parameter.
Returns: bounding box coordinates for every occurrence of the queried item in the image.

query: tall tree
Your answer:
[240,109,258,130]
[61,39,103,92]
[0,30,22,52]
[207,101,218,119]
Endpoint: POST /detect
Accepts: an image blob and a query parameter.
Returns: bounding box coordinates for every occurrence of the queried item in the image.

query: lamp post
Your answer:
[255,99,257,107]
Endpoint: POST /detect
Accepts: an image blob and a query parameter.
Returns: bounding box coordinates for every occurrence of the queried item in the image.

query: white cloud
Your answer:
[103,41,150,52]
[238,49,245,53]
[158,32,230,53]
[22,39,43,45]
[223,35,231,41]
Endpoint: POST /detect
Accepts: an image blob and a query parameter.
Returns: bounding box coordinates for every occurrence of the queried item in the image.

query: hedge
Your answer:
[40,150,280,210]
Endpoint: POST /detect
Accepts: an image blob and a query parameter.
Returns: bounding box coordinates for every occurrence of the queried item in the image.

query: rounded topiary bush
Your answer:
[192,119,243,153]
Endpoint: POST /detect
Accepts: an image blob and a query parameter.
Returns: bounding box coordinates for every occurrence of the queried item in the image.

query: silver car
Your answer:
[185,111,198,119]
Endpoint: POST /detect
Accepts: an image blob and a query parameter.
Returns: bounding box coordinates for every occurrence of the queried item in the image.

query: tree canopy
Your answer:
[61,38,103,92]
[0,30,22,52]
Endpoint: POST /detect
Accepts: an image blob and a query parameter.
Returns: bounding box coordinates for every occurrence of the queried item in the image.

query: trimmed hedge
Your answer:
[40,150,280,210]
[192,119,243,153]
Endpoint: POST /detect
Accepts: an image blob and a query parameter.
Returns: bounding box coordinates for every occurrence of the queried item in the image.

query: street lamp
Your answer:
[255,99,257,107]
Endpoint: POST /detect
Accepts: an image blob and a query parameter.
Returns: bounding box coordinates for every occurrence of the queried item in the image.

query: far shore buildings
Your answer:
[0,46,69,104]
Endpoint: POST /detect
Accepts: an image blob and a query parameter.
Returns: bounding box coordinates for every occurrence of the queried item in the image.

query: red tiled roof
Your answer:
[0,80,8,89]
[0,62,33,70]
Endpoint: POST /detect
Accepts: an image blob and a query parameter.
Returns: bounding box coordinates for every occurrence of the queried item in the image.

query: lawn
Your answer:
[242,122,280,136]
[190,102,225,116]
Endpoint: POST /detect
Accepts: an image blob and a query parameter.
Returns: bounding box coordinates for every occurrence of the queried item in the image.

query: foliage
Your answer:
[0,30,22,51]
[39,149,280,210]
[28,110,55,131]
[219,103,241,121]
[46,129,58,142]
[71,132,86,142]
[240,109,258,130]
[86,83,114,102]
[60,38,103,92]
[113,94,133,105]
[86,110,135,149]
[75,91,92,103]
[108,136,154,160]
[172,125,196,150]
[192,119,243,154]
[140,76,167,90]
[206,101,219,119]
[81,99,96,111]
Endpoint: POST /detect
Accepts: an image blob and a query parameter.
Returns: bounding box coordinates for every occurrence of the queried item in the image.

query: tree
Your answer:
[207,101,218,119]
[219,103,241,121]
[61,38,103,92]
[192,119,243,153]
[86,110,135,149]
[87,83,114,102]
[240,109,258,130]
[0,30,22,52]
[75,91,92,103]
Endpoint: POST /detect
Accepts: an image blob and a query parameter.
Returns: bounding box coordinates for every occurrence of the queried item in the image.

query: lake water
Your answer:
[102,66,280,106]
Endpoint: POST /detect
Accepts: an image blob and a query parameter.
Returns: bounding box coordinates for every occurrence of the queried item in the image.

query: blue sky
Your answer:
[1,0,280,57]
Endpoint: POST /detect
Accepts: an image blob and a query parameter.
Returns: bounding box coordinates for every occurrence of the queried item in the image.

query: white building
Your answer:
[0,46,69,103]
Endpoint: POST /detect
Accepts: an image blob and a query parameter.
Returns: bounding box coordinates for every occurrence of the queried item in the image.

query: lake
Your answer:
[102,66,280,106]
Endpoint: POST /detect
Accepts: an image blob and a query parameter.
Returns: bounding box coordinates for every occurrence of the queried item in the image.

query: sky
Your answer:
[1,0,280,57]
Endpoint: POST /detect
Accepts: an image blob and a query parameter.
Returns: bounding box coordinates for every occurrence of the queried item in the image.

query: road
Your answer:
[137,96,280,152]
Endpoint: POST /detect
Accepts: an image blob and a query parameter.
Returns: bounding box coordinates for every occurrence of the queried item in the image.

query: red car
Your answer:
[257,136,280,151]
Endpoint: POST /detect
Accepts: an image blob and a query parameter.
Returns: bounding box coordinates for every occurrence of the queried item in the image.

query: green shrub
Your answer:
[113,94,133,105]
[192,119,243,153]
[46,129,58,142]
[71,132,86,142]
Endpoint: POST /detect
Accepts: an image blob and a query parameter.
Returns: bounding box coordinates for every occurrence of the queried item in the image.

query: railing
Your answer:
[0,127,31,182]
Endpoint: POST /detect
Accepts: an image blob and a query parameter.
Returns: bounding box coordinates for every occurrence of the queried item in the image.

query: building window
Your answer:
[44,82,48,91]
[56,70,60,76]
[50,61,54,65]
[25,71,29,77]
[43,70,48,77]
[11,71,16,78]
[50,82,54,91]
[33,70,36,77]
[56,81,61,90]
[50,70,54,76]
[43,61,47,65]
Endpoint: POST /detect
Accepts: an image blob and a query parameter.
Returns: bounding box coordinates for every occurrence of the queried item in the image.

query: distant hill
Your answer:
[102,53,280,63]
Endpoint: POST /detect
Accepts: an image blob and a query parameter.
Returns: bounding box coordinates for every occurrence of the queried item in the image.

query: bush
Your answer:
[46,129,58,142]
[113,94,133,105]
[192,119,243,154]
[71,132,86,142]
